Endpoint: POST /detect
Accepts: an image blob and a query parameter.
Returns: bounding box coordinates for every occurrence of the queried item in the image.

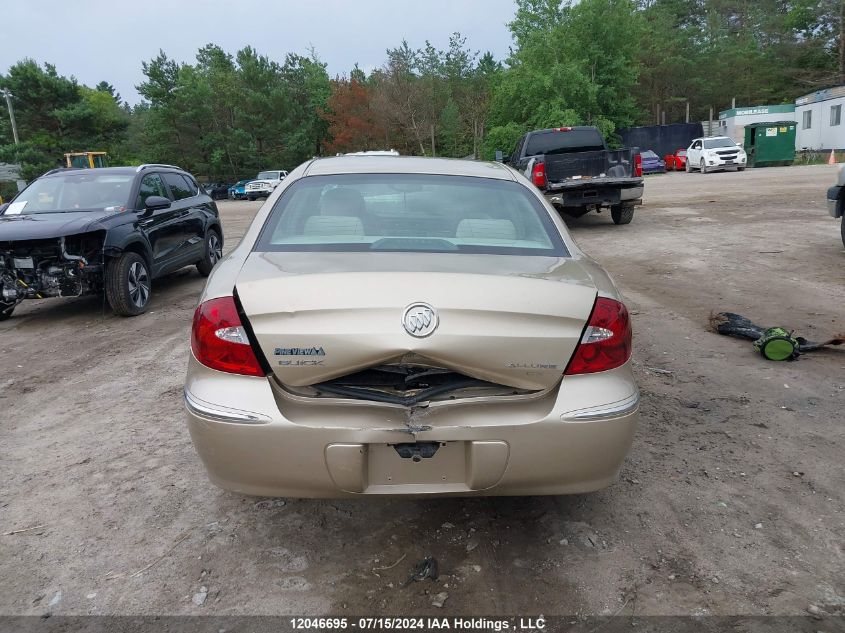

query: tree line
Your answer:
[1,0,843,184]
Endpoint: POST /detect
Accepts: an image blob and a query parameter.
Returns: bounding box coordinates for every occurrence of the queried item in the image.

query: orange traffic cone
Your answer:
[829,149,837,165]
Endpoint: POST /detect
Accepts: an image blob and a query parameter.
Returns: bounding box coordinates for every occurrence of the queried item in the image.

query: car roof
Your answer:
[304,156,515,180]
[41,166,190,179]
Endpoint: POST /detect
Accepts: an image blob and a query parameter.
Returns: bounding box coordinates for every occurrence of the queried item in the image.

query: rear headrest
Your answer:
[455,219,516,240]
[320,187,366,217]
[303,215,365,236]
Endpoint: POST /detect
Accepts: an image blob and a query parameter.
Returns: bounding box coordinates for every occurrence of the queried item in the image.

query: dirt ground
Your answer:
[1,164,843,618]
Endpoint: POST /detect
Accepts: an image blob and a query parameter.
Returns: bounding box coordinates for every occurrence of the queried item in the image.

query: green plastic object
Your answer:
[743,122,796,167]
[753,327,800,361]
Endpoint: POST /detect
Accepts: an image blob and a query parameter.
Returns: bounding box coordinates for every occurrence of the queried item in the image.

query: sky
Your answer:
[0,0,516,104]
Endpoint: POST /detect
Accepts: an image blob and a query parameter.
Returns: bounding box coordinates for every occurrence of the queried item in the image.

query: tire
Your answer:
[196,228,223,277]
[700,159,707,174]
[685,160,691,173]
[841,217,845,249]
[105,252,151,317]
[0,301,15,321]
[737,166,745,172]
[611,204,635,225]
[248,196,256,201]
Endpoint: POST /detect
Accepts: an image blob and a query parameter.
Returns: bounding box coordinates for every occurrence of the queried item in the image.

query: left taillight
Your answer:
[191,296,266,377]
[634,153,643,177]
[531,162,547,188]
[564,297,632,375]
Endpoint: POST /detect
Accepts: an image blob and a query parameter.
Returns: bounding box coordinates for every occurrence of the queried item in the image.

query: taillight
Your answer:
[531,162,547,187]
[565,297,632,375]
[191,296,265,377]
[555,127,572,132]
[634,153,643,177]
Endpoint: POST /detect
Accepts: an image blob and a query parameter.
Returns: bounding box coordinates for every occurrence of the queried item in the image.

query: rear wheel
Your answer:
[611,204,635,225]
[105,252,151,317]
[0,301,15,321]
[196,228,223,277]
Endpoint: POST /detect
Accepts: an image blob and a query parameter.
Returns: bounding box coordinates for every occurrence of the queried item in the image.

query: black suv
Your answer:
[0,164,223,320]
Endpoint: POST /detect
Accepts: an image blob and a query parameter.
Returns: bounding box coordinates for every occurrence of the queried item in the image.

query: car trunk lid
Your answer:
[235,252,598,392]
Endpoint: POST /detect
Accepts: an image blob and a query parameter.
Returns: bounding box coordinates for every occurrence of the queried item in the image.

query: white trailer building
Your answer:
[795,86,845,151]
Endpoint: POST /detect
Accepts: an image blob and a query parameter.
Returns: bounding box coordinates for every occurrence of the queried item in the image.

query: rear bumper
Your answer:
[184,355,639,498]
[827,186,842,218]
[544,184,644,208]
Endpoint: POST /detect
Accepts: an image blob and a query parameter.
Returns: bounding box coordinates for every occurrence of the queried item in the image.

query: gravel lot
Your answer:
[1,164,843,617]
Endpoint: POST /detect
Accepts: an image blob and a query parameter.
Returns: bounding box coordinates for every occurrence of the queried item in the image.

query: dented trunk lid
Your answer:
[235,252,598,391]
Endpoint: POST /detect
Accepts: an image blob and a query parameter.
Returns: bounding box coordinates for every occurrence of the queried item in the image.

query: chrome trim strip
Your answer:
[183,389,272,425]
[564,392,640,421]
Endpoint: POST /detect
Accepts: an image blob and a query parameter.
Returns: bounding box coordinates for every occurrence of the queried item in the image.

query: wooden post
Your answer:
[709,107,714,135]
[686,101,690,123]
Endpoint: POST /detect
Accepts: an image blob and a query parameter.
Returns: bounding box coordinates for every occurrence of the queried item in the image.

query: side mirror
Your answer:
[144,195,171,211]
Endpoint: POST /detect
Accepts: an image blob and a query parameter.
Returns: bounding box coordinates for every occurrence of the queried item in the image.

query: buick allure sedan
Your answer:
[184,156,639,498]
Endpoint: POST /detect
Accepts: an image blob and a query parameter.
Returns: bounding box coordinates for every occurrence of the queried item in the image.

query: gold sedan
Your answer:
[185,156,638,498]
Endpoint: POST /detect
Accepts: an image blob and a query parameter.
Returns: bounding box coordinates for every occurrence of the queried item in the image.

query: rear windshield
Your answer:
[257,171,280,179]
[704,137,737,149]
[255,174,568,256]
[524,129,604,156]
[3,172,133,214]
[677,150,687,156]
[641,151,658,158]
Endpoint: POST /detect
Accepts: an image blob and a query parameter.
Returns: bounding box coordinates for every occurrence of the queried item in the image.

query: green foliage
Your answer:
[482,122,526,160]
[0,59,128,179]
[2,0,843,182]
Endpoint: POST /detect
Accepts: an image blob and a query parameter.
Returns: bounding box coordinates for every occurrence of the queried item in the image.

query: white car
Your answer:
[686,137,747,173]
[245,170,288,200]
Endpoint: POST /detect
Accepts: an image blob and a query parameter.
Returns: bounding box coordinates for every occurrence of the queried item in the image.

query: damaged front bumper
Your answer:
[0,234,105,304]
[184,354,639,498]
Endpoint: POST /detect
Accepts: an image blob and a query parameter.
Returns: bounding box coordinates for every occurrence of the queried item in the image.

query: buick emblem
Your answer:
[402,303,438,338]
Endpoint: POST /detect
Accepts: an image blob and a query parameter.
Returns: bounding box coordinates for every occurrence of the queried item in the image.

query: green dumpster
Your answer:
[743,121,796,167]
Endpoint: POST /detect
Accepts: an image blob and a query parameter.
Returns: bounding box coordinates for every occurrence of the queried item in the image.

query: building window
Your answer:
[831,104,842,127]
[803,110,812,130]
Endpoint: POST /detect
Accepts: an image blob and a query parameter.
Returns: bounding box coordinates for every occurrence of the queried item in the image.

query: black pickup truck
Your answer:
[504,126,644,225]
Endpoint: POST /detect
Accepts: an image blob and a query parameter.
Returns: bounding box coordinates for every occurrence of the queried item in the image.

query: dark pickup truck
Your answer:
[504,126,644,225]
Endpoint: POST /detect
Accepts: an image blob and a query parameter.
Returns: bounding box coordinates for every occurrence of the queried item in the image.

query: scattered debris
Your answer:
[754,523,763,529]
[431,591,449,608]
[3,524,45,536]
[48,591,62,608]
[372,553,406,577]
[710,312,844,360]
[441,522,455,529]
[253,499,286,510]
[472,565,482,573]
[404,556,438,585]
[558,538,569,546]
[192,586,208,606]
[645,366,675,376]
[466,539,479,552]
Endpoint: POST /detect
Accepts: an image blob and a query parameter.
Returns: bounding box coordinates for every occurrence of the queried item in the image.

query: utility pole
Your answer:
[686,101,690,124]
[1,88,20,145]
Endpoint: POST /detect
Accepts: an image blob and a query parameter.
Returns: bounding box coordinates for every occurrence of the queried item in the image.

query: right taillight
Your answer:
[634,153,643,177]
[191,296,266,377]
[531,162,547,188]
[564,297,632,375]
